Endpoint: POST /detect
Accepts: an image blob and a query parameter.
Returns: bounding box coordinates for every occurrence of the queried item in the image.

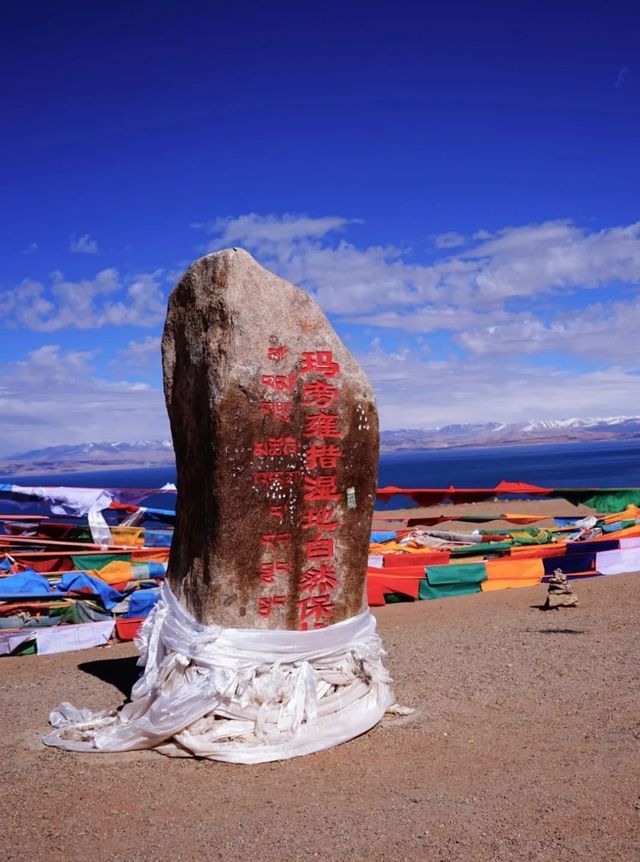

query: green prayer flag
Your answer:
[71,553,132,571]
[383,592,415,604]
[450,542,511,556]
[552,488,640,513]
[418,579,482,599]
[425,562,487,585]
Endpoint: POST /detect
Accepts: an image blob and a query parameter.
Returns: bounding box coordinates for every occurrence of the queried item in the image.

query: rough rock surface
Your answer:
[162,247,379,629]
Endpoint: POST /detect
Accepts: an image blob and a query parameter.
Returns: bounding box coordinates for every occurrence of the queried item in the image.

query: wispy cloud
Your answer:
[615,66,629,89]
[5,213,640,443]
[22,242,38,255]
[359,343,640,429]
[195,212,360,249]
[0,345,168,454]
[114,335,162,368]
[195,214,640,320]
[191,213,640,425]
[456,294,640,366]
[432,231,465,249]
[1,268,166,331]
[69,233,99,254]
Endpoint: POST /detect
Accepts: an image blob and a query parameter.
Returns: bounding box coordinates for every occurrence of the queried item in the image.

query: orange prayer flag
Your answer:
[485,558,544,583]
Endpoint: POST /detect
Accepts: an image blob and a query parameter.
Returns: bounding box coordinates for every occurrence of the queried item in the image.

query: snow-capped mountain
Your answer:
[0,440,176,476]
[380,416,640,451]
[1,417,640,475]
[8,440,174,461]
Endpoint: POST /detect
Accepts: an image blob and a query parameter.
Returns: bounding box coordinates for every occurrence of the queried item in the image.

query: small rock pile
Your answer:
[543,568,578,609]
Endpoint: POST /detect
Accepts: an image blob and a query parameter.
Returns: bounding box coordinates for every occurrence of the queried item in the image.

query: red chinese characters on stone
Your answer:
[305,443,342,470]
[267,345,288,362]
[299,351,340,378]
[302,507,338,532]
[303,474,340,501]
[301,380,339,409]
[261,374,297,394]
[258,595,289,617]
[300,563,338,593]
[259,561,291,584]
[303,412,342,440]
[256,344,345,626]
[261,401,293,422]
[297,594,336,626]
[305,536,334,560]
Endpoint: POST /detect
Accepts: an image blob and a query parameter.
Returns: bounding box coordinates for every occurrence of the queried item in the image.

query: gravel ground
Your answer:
[3,574,639,861]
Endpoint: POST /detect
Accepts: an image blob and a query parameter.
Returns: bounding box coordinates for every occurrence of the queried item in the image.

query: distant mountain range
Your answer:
[0,440,175,477]
[1,416,640,476]
[380,416,640,451]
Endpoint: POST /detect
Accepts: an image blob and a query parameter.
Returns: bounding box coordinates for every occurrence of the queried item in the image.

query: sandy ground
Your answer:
[3,573,639,861]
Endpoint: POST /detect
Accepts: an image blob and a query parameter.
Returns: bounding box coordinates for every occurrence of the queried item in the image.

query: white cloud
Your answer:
[196,215,640,320]
[0,268,166,330]
[351,305,509,334]
[7,345,96,387]
[458,220,640,303]
[0,346,168,455]
[193,212,640,426]
[22,242,38,255]
[115,336,162,368]
[1,340,637,451]
[197,213,359,250]
[456,294,640,366]
[70,233,99,254]
[5,213,640,446]
[433,231,465,249]
[359,344,640,429]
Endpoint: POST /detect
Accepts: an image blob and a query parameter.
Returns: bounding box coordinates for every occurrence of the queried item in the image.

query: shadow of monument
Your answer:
[79,656,140,698]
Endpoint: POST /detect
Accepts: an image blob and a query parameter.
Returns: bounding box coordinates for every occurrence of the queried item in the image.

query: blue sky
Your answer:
[1,0,639,455]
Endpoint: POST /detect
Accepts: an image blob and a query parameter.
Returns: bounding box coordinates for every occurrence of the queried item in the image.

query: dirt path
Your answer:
[3,574,639,861]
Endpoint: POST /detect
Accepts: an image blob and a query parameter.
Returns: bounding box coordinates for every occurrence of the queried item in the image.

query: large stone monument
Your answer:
[44,248,393,762]
[162,247,378,630]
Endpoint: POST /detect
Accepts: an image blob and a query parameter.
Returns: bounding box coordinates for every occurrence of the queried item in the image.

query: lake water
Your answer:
[377,438,640,489]
[2,439,640,510]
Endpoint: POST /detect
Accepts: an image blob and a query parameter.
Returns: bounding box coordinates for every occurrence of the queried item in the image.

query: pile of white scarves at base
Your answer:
[44,583,394,763]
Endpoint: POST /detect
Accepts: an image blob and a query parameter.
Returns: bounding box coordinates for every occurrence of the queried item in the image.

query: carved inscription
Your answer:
[254,344,344,628]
